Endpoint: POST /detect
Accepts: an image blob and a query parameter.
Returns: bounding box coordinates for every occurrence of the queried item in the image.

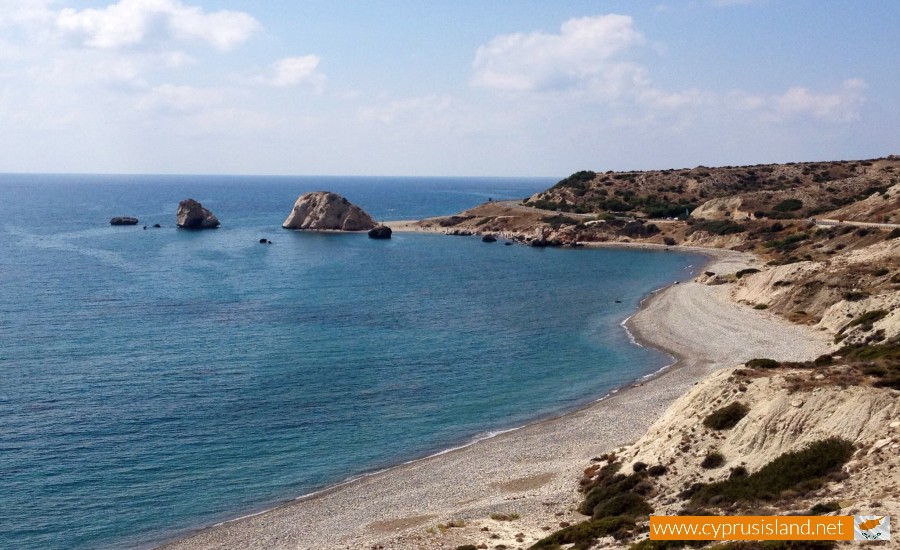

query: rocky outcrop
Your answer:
[176,199,220,229]
[110,216,139,226]
[367,225,392,239]
[282,192,376,231]
[481,234,497,243]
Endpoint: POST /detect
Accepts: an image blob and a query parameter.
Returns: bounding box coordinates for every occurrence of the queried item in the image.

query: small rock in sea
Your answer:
[504,242,513,246]
[110,216,139,226]
[259,238,269,244]
[367,225,392,239]
[143,226,147,230]
[152,223,161,228]
[615,300,622,303]
[481,234,497,243]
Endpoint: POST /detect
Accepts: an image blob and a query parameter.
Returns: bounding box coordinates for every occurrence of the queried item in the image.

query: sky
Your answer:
[0,0,898,177]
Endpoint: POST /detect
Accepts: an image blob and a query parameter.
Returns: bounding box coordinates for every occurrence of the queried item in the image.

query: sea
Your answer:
[0,174,705,549]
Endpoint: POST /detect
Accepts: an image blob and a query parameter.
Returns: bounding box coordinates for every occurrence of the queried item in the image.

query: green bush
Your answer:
[690,438,854,505]
[840,310,888,333]
[887,228,900,240]
[810,501,841,515]
[773,199,804,212]
[529,515,635,549]
[689,220,746,236]
[746,358,780,369]
[735,268,760,279]
[592,493,653,520]
[703,402,750,430]
[701,451,726,469]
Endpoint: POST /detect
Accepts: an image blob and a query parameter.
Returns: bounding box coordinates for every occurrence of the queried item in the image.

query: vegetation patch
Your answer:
[530,515,636,549]
[773,199,804,212]
[688,220,746,236]
[541,214,580,228]
[689,438,854,506]
[839,310,888,334]
[735,268,760,279]
[703,402,750,430]
[701,451,726,469]
[746,358,780,369]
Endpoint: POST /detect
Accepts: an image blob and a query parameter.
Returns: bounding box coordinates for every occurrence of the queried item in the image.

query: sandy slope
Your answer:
[158,251,831,550]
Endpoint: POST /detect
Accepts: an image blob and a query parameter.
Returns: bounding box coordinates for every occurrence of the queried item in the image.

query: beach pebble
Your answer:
[790,399,804,408]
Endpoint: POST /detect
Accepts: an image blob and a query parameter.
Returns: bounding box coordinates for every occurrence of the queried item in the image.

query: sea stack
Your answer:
[282,191,376,231]
[176,199,220,229]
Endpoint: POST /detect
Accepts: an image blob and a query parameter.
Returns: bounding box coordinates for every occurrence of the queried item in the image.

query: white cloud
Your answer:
[55,0,260,51]
[471,14,646,99]
[774,78,866,121]
[263,55,326,90]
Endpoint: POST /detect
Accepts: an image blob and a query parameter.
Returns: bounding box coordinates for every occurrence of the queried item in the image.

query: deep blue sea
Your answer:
[0,175,705,549]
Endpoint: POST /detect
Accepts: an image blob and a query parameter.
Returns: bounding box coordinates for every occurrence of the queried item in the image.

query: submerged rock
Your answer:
[110,216,139,226]
[282,191,376,231]
[367,225,392,239]
[152,223,161,228]
[176,199,220,229]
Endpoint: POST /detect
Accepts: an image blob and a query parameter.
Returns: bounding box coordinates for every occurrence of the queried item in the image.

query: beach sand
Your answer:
[158,250,831,550]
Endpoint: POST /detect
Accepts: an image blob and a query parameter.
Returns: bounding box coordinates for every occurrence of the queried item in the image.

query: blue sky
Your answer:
[1,0,897,176]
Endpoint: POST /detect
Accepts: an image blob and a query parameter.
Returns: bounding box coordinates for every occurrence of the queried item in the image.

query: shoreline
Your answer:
[157,245,831,550]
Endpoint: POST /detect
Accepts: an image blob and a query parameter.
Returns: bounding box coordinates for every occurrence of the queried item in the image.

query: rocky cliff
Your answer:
[282,192,376,231]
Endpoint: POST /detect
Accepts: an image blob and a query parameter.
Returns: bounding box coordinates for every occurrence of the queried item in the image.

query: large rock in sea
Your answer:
[282,191,376,231]
[110,216,139,226]
[367,225,392,239]
[176,199,220,229]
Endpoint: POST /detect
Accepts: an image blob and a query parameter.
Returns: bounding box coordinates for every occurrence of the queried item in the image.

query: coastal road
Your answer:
[812,218,900,229]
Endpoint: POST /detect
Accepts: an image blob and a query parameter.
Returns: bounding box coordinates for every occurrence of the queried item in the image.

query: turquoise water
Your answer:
[0,175,704,549]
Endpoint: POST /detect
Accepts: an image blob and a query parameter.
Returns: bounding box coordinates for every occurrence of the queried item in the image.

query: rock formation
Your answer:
[176,199,220,229]
[110,216,139,226]
[282,192,376,231]
[367,225,392,239]
[481,234,497,243]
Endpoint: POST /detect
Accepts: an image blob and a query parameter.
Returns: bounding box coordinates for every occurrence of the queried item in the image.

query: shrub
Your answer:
[810,501,841,515]
[553,170,597,190]
[754,304,769,310]
[843,291,870,302]
[663,236,677,246]
[592,493,653,520]
[841,310,888,333]
[689,220,746,236]
[703,402,750,430]
[773,199,804,212]
[490,512,520,521]
[530,515,636,549]
[633,462,648,473]
[690,438,854,505]
[456,545,478,550]
[746,358,780,369]
[701,451,726,469]
[813,354,834,366]
[648,465,668,477]
[735,268,760,279]
[887,228,900,240]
